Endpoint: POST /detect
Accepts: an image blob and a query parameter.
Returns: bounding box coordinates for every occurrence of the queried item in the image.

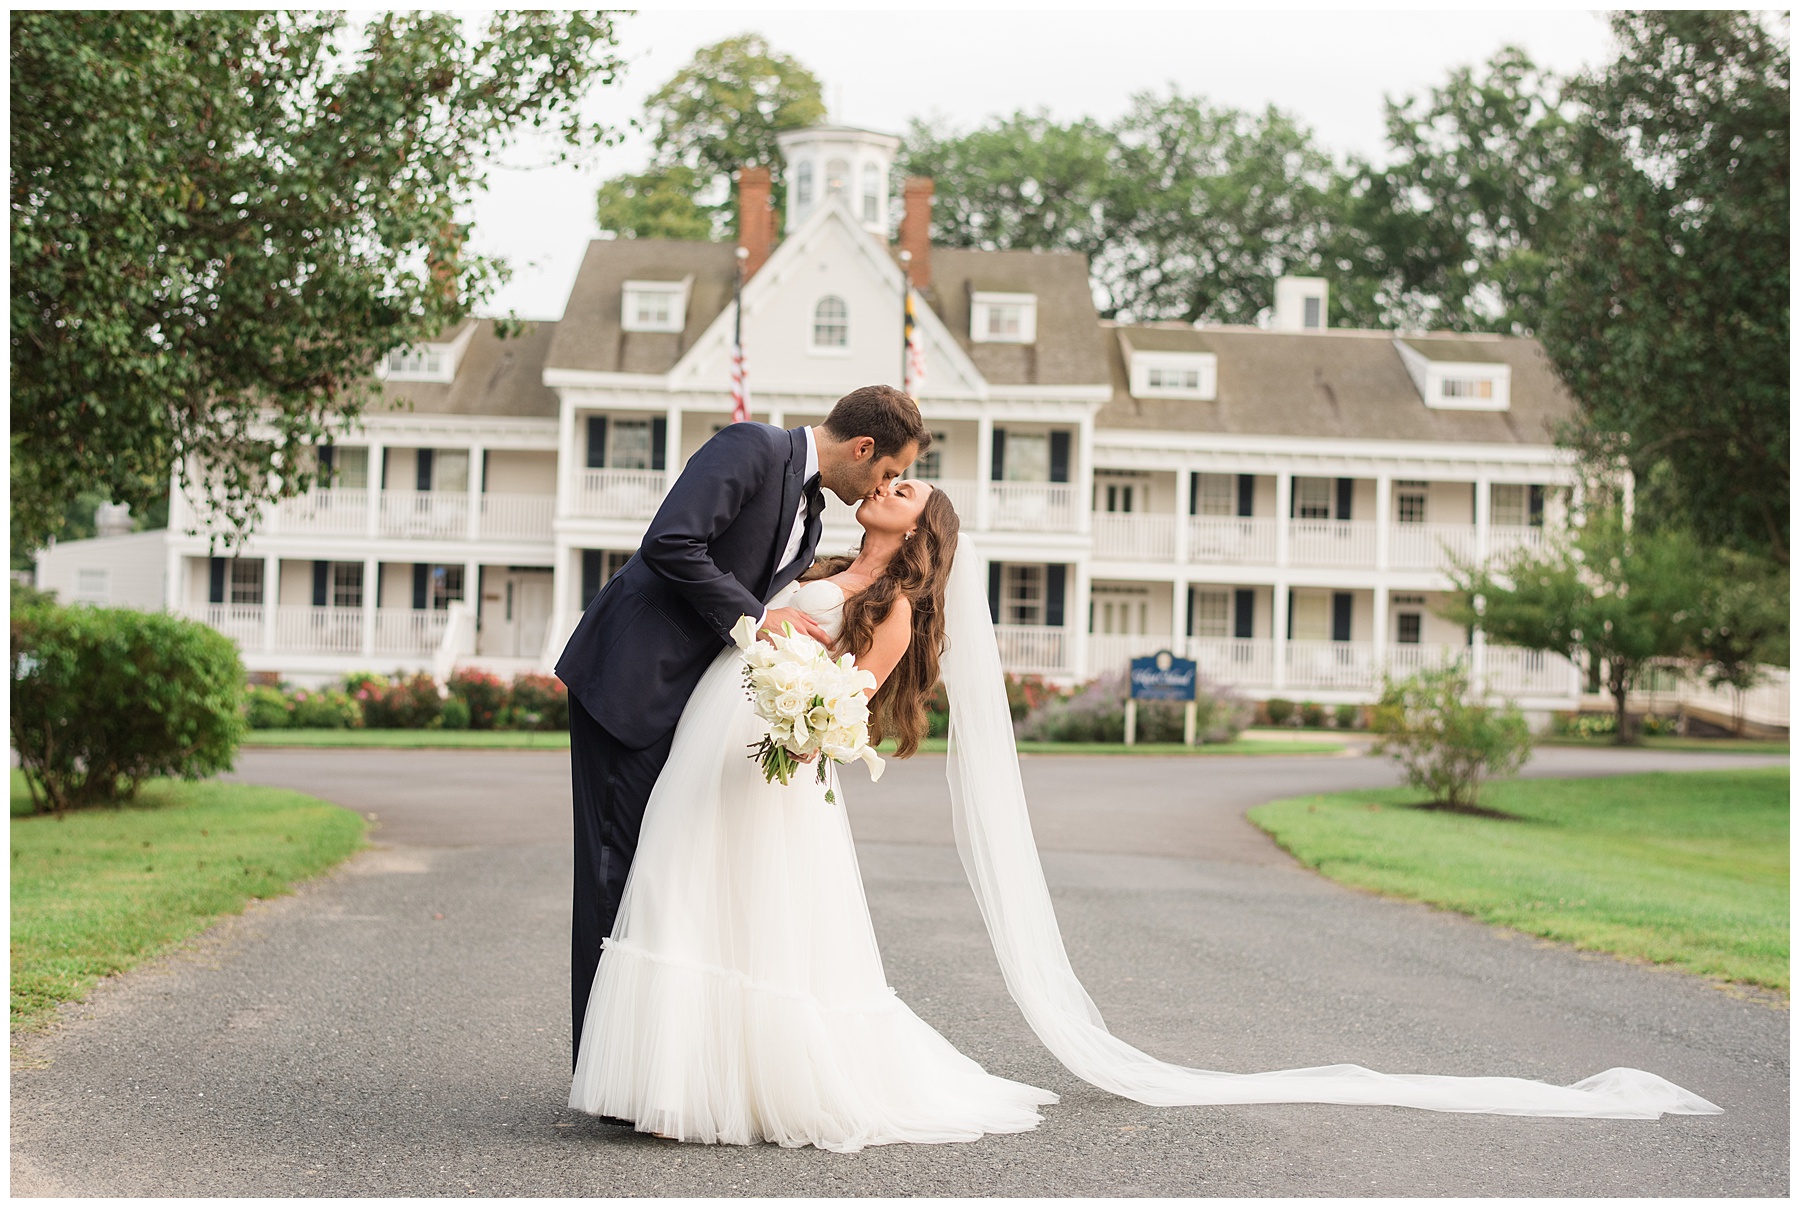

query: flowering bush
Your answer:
[507,671,569,731]
[290,687,361,729]
[1017,672,1251,744]
[1370,666,1532,809]
[359,672,444,729]
[1265,697,1295,726]
[342,670,388,699]
[439,697,471,730]
[245,684,294,729]
[449,668,508,730]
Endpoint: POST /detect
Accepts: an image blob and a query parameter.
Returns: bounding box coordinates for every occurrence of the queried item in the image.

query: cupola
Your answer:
[775,124,902,237]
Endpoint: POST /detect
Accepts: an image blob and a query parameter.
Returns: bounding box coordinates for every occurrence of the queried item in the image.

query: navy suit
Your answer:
[555,422,824,1061]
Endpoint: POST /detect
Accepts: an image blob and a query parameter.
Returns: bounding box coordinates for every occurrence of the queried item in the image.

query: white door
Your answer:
[515,577,552,658]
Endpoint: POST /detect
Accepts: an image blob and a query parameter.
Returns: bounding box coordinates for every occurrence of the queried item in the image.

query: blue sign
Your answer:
[1129,650,1197,701]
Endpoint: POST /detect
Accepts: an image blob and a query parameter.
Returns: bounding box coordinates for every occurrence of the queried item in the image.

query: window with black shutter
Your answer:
[1234,588,1255,639]
[1048,431,1070,484]
[586,416,608,469]
[1529,484,1545,527]
[412,563,429,610]
[987,562,1001,623]
[1332,592,1353,642]
[1045,565,1066,627]
[312,561,329,607]
[1336,478,1353,521]
[581,550,603,610]
[209,557,226,604]
[652,418,667,471]
[990,429,1006,481]
[416,449,434,492]
[1238,474,1255,517]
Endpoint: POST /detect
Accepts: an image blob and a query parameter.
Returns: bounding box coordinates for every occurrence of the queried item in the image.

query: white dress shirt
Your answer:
[761,426,819,627]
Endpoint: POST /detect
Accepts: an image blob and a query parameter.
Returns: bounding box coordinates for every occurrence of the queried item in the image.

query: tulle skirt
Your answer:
[569,646,1055,1152]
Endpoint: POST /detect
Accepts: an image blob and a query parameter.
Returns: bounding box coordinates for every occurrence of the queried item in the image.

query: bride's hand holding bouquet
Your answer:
[731,615,885,801]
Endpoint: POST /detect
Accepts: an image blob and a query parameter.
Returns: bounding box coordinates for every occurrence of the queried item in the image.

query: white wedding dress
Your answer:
[570,547,1722,1152]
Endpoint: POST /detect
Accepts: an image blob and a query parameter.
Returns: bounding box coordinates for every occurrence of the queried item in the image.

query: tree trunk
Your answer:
[1609,663,1635,745]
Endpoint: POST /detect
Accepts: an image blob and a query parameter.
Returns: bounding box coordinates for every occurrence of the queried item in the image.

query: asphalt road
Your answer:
[10,743,1788,1196]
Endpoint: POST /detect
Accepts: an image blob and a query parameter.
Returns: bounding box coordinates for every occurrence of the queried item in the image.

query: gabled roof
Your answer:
[545,240,739,375]
[921,248,1110,387]
[379,319,560,419]
[1100,325,1576,446]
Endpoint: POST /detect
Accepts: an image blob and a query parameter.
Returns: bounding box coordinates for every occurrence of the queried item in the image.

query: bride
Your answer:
[568,482,1722,1151]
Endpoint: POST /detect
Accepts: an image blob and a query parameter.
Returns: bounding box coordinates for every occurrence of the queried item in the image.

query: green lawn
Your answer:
[242,727,571,749]
[1249,767,1789,991]
[11,770,366,1031]
[240,728,1343,756]
[1538,734,1790,755]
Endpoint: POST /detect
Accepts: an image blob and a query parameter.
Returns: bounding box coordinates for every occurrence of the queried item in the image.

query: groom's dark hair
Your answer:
[823,385,932,461]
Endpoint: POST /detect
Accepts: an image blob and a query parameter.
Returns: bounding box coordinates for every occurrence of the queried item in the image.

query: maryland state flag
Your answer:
[902,288,927,396]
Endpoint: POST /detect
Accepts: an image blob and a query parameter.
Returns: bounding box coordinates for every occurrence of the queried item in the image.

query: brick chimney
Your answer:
[899,177,934,290]
[737,166,775,278]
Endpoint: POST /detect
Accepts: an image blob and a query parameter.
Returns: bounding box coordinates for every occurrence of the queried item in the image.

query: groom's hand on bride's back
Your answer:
[759,607,830,646]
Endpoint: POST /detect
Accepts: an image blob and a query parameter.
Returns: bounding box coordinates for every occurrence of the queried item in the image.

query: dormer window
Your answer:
[861,162,881,224]
[1393,338,1512,411]
[794,161,814,213]
[1130,351,1218,400]
[380,320,473,383]
[621,279,689,334]
[811,295,849,351]
[970,291,1036,344]
[825,158,849,198]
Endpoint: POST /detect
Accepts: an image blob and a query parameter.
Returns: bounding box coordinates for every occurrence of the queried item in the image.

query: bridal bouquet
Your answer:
[730,615,885,802]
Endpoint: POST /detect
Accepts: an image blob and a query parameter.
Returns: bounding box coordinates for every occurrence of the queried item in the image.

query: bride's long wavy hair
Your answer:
[800,487,960,758]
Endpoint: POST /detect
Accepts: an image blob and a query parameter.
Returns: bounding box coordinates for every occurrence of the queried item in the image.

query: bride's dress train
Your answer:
[570,548,1721,1151]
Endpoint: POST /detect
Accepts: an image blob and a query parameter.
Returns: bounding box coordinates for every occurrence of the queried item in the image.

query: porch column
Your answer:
[557,399,578,518]
[1372,583,1389,676]
[164,543,183,612]
[1271,579,1289,692]
[464,557,481,661]
[766,406,785,430]
[1068,558,1092,681]
[261,555,279,654]
[361,557,379,656]
[1474,474,1492,563]
[1374,473,1392,571]
[1075,416,1095,536]
[365,443,386,539]
[1173,469,1191,565]
[467,444,485,541]
[1274,471,1292,567]
[549,540,575,671]
[1171,576,1189,658]
[974,416,994,532]
[665,404,686,478]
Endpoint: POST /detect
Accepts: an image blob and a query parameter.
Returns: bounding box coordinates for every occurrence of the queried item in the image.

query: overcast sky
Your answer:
[467,9,1618,320]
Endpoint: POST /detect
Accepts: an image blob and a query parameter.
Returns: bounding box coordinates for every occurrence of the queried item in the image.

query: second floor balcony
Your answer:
[257,487,555,543]
[1091,511,1548,574]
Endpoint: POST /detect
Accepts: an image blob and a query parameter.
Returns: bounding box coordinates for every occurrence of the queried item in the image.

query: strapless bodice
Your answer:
[769,577,847,645]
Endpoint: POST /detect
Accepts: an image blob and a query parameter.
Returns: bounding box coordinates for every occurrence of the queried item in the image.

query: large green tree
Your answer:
[596,33,824,241]
[12,10,624,551]
[903,91,1336,323]
[1537,11,1789,562]
[1326,47,1582,333]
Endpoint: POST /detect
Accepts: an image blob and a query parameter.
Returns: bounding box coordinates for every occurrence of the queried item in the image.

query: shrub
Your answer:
[1334,703,1361,730]
[1017,672,1251,744]
[289,687,361,730]
[244,684,294,729]
[1005,674,1066,723]
[507,671,570,731]
[448,668,508,730]
[1265,697,1295,726]
[1370,665,1532,810]
[359,672,444,729]
[11,602,246,812]
[926,681,950,738]
[1299,700,1326,728]
[342,670,389,699]
[438,697,471,730]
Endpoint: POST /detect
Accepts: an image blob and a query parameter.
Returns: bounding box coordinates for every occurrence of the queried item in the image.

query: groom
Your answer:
[556,384,930,1061]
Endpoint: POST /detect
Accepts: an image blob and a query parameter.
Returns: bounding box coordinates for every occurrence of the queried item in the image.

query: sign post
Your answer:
[1127,650,1200,746]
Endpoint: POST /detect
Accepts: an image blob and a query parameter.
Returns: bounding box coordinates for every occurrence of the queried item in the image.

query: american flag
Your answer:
[729,335,749,423]
[903,288,927,395]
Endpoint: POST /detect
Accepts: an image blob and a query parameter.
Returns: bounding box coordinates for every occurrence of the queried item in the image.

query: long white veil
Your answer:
[935,536,1722,1118]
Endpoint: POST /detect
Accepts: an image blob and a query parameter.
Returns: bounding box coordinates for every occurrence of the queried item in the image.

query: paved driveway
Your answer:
[10,744,1788,1196]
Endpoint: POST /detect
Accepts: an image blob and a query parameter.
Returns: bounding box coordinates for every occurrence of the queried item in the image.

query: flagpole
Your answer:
[731,245,749,423]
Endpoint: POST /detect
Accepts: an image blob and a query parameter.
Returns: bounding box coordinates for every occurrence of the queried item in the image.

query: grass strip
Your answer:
[242,728,570,749]
[240,729,1345,756]
[1248,767,1789,991]
[1537,735,1789,755]
[10,770,366,1032]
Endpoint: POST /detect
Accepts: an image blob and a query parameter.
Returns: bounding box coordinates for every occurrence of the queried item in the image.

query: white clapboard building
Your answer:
[117,122,1585,707]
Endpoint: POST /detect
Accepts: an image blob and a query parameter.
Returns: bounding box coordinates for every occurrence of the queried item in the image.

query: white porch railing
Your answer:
[275,489,368,535]
[379,491,469,539]
[1389,523,1477,570]
[1284,640,1384,691]
[1186,637,1277,688]
[1487,524,1548,562]
[576,469,667,519]
[374,608,450,655]
[1289,520,1377,568]
[989,482,1078,532]
[1484,645,1577,697]
[1383,643,1468,680]
[274,606,362,654]
[187,603,264,649]
[1092,513,1176,562]
[479,493,555,540]
[1084,632,1173,673]
[994,624,1070,675]
[1188,516,1278,565]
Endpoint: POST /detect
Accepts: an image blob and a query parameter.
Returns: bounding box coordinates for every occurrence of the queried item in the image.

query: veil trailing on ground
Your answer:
[934,536,1722,1119]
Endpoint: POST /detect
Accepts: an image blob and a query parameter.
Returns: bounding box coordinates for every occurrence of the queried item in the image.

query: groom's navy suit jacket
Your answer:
[556,423,824,750]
